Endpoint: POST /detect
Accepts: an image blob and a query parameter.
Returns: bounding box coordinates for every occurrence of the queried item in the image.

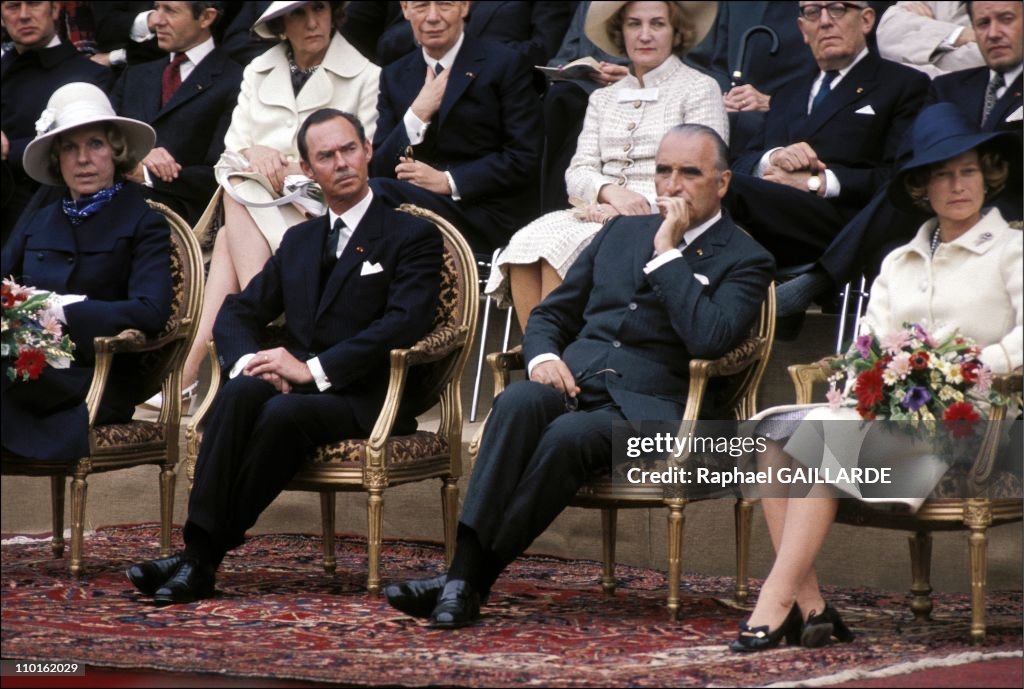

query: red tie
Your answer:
[161,53,188,106]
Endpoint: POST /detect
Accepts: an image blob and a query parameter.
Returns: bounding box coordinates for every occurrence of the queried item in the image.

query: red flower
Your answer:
[855,367,885,417]
[14,348,47,380]
[910,351,930,370]
[944,402,981,439]
[961,360,980,384]
[0,291,13,309]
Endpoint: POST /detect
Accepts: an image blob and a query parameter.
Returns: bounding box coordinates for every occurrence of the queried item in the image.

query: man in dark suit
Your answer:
[369,0,543,253]
[1,0,111,244]
[386,124,775,628]
[112,1,243,225]
[725,0,928,268]
[125,109,444,605]
[776,0,1022,320]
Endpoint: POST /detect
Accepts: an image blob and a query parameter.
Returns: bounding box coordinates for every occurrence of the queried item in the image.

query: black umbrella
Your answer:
[730,25,780,88]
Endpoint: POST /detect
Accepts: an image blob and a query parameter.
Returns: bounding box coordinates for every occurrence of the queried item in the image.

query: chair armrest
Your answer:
[788,357,841,405]
[85,329,173,425]
[487,345,525,397]
[967,367,1023,489]
[184,340,222,487]
[402,324,468,367]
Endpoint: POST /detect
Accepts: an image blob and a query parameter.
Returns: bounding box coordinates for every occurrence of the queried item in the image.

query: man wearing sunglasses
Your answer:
[725,1,928,277]
[385,124,774,629]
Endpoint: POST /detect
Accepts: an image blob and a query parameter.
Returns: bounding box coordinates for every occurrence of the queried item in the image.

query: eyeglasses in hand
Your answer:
[563,368,620,412]
[798,2,865,21]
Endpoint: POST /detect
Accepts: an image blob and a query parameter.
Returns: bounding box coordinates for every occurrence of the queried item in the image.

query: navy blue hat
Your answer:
[888,102,1019,213]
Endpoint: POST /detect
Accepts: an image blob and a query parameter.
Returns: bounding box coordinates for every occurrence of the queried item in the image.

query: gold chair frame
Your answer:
[185,204,478,594]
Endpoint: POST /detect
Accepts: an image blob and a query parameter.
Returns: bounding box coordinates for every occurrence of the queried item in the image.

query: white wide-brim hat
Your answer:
[23,82,156,187]
[584,1,717,58]
[253,1,313,39]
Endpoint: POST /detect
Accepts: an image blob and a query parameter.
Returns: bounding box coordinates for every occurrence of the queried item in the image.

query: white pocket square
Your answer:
[854,104,875,115]
[1007,106,1023,123]
[693,273,710,286]
[360,261,384,276]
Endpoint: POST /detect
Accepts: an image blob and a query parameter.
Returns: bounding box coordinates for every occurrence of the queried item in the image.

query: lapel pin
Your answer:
[856,87,864,94]
[466,71,475,78]
[356,246,365,253]
[696,248,704,256]
[978,232,993,244]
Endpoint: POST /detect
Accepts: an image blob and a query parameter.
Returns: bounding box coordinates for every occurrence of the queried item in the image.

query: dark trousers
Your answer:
[184,375,367,558]
[540,81,589,214]
[460,381,625,565]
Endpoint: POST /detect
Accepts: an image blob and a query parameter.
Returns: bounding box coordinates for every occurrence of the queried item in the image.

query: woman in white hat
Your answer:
[485,1,726,332]
[175,0,380,401]
[1,83,173,463]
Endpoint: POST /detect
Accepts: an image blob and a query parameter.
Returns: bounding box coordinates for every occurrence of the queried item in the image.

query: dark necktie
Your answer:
[810,70,839,114]
[324,217,345,269]
[434,62,445,76]
[161,53,188,106]
[981,71,1005,128]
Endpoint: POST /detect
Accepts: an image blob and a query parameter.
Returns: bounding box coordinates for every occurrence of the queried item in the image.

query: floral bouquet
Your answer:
[829,322,1004,451]
[1,277,75,381]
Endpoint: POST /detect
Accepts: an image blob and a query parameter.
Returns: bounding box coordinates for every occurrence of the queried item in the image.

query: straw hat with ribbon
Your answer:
[583,1,717,58]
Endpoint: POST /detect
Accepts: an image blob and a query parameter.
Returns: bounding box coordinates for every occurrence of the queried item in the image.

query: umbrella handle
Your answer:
[731,25,781,88]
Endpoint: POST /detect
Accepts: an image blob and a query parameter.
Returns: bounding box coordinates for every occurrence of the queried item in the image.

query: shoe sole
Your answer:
[152,587,214,606]
[427,616,479,629]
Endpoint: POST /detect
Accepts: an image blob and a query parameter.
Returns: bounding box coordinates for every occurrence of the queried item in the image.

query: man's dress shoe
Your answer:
[428,579,481,629]
[126,552,186,595]
[385,575,446,619]
[153,558,216,605]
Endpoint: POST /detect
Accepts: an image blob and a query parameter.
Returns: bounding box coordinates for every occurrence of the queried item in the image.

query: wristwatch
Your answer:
[807,174,822,193]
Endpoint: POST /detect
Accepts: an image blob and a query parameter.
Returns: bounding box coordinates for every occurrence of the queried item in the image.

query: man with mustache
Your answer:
[125,109,444,604]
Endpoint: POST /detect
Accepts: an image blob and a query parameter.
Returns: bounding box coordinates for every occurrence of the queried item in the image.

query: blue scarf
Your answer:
[62,183,124,226]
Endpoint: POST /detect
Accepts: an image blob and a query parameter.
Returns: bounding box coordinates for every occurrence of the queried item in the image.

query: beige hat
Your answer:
[584,1,717,58]
[253,1,311,39]
[23,82,156,186]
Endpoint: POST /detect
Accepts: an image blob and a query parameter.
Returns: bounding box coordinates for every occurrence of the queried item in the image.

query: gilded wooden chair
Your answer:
[1,201,204,575]
[185,205,478,594]
[472,285,776,619]
[786,361,1023,642]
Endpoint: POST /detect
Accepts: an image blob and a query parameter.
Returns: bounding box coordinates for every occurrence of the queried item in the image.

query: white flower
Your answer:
[34,108,57,136]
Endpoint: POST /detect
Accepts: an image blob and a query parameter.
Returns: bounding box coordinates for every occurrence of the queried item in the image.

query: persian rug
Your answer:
[2,524,1021,688]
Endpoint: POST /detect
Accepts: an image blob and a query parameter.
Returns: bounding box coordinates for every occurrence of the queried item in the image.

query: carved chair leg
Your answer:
[69,469,89,576]
[50,476,66,558]
[366,488,384,595]
[965,499,993,643]
[734,498,755,604]
[441,478,459,568]
[908,530,933,622]
[320,492,337,575]
[600,508,617,594]
[666,499,687,621]
[159,464,176,557]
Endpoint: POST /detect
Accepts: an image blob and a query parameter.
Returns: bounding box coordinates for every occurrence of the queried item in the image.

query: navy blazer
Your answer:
[734,51,928,208]
[371,34,543,243]
[112,47,244,224]
[927,67,1023,133]
[1,183,173,461]
[213,195,443,432]
[524,212,775,422]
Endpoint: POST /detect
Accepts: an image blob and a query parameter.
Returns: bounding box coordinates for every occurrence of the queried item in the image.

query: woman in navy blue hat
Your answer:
[728,102,1022,653]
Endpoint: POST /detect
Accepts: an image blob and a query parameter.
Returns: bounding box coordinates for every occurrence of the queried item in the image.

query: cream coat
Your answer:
[877,1,984,78]
[223,33,381,161]
[863,208,1023,373]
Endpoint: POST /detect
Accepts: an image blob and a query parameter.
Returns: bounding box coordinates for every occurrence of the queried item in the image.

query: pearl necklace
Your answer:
[287,49,321,76]
[930,226,942,256]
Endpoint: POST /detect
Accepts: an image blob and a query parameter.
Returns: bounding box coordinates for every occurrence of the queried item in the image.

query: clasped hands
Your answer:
[243,347,314,393]
[127,147,182,184]
[396,64,454,195]
[764,142,826,195]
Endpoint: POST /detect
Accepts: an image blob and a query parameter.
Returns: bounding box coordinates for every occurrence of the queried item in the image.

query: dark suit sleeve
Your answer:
[683,3,732,92]
[446,51,542,201]
[370,65,409,177]
[213,249,284,371]
[492,1,574,67]
[317,221,443,390]
[62,209,173,361]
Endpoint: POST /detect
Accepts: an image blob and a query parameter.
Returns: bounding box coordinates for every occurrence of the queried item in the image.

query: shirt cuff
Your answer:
[445,171,460,200]
[643,248,682,274]
[823,169,840,199]
[403,108,429,146]
[757,148,784,177]
[307,356,331,391]
[142,165,154,188]
[527,352,561,379]
[940,26,964,51]
[131,10,154,41]
[229,353,256,379]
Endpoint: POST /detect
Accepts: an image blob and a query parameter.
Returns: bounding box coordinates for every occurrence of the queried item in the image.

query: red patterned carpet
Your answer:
[2,524,1021,687]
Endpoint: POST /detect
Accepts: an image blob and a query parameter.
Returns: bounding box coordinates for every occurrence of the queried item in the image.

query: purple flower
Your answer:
[912,323,934,348]
[854,334,873,359]
[901,386,932,412]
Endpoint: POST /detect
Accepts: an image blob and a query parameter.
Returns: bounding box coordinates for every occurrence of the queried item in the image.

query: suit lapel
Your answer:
[438,36,484,127]
[633,217,661,286]
[137,60,166,122]
[155,50,222,119]
[797,53,880,140]
[316,198,385,320]
[304,216,330,323]
[986,72,1023,131]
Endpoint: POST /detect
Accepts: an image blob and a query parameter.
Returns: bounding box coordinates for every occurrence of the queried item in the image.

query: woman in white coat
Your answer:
[730,103,1022,653]
[485,1,725,332]
[174,1,380,399]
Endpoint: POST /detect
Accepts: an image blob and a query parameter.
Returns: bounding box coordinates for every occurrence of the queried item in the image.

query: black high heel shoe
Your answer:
[801,603,855,648]
[729,604,802,652]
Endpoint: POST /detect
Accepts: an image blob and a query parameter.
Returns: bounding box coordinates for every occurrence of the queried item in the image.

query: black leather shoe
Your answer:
[126,552,186,595]
[801,603,854,647]
[152,558,216,605]
[385,575,446,619]
[729,604,802,652]
[428,579,481,629]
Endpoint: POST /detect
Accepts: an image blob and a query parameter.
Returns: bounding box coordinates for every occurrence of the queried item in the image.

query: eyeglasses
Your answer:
[798,2,866,21]
[563,368,620,412]
[406,1,461,15]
